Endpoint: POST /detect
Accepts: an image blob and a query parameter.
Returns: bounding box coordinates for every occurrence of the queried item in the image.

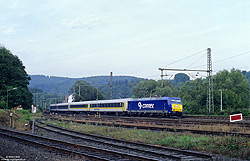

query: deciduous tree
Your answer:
[0,46,33,109]
[69,80,106,101]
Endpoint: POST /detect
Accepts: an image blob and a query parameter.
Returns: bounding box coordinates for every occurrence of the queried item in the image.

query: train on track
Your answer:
[49,97,183,117]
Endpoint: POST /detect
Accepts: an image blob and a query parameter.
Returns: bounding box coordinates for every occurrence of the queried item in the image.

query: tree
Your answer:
[242,70,250,85]
[179,78,207,114]
[69,80,106,101]
[98,78,143,99]
[132,80,178,98]
[172,73,190,88]
[213,69,250,112]
[132,80,157,98]
[0,46,33,109]
[180,69,250,115]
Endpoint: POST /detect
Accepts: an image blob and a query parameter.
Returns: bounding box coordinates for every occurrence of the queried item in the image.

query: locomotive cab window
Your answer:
[171,99,182,104]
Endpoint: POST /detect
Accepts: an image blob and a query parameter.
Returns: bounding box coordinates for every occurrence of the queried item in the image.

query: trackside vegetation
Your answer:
[0,109,41,131]
[0,46,33,109]
[46,120,250,160]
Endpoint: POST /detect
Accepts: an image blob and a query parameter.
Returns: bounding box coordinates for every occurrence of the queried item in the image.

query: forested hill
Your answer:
[29,75,145,96]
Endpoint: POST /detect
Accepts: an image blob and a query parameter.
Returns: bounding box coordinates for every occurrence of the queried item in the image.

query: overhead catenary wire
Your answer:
[213,50,250,64]
[186,53,207,69]
[192,50,250,69]
[164,49,207,67]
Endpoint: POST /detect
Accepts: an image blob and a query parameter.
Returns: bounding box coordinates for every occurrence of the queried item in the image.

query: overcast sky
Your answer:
[1,0,250,79]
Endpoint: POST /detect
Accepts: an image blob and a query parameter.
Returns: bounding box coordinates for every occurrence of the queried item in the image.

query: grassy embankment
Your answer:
[46,120,250,160]
[0,109,41,131]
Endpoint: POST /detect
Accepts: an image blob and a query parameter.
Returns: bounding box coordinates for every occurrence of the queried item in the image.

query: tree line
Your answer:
[132,69,249,115]
[71,69,250,115]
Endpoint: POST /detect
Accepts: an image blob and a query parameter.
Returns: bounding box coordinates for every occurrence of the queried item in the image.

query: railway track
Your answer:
[49,114,250,128]
[50,113,250,120]
[184,115,250,120]
[46,116,250,138]
[36,120,213,161]
[0,127,165,161]
[86,116,250,128]
[0,156,8,161]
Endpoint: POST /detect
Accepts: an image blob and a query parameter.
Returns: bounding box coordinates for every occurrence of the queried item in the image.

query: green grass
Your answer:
[0,109,10,126]
[46,120,250,160]
[0,109,42,130]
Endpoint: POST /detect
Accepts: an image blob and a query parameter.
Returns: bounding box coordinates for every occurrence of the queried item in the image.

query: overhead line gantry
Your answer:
[159,48,214,113]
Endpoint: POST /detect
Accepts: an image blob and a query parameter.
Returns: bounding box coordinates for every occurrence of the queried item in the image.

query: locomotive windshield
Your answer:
[170,99,182,104]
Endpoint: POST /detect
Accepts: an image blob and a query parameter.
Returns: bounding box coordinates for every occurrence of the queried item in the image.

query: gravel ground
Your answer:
[35,127,177,161]
[0,130,87,161]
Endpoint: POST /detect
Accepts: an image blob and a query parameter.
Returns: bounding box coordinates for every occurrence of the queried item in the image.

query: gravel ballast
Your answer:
[0,125,248,161]
[0,131,86,161]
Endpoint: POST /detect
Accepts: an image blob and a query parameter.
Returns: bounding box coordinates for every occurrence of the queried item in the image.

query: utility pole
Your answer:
[96,77,99,100]
[219,89,222,111]
[159,68,164,87]
[207,48,214,113]
[79,85,81,97]
[110,72,113,99]
[159,68,168,87]
[35,88,37,107]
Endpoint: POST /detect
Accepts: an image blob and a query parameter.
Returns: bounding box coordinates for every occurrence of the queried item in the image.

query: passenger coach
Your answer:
[49,97,183,117]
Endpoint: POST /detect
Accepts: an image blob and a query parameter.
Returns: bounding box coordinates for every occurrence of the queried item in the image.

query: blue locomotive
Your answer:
[49,97,183,117]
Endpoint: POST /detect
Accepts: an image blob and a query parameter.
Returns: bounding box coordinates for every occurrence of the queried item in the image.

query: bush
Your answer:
[217,108,250,116]
[0,98,7,109]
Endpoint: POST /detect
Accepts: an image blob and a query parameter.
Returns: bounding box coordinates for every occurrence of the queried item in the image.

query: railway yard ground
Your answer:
[0,110,250,160]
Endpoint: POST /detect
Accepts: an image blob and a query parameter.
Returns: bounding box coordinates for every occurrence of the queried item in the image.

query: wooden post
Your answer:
[12,109,15,128]
[12,105,21,128]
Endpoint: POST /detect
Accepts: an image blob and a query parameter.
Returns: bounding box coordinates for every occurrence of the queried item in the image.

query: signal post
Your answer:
[31,105,36,133]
